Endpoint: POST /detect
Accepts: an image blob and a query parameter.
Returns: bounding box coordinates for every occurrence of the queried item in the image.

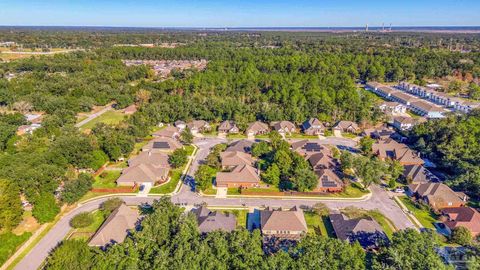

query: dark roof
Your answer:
[302,118,325,130]
[329,213,384,241]
[403,165,429,183]
[226,139,254,153]
[192,206,236,233]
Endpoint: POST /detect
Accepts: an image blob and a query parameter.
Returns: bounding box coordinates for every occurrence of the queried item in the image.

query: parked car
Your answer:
[393,188,405,193]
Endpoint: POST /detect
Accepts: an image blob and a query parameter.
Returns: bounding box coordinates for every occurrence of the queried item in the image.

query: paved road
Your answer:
[14,137,414,270]
[74,106,112,128]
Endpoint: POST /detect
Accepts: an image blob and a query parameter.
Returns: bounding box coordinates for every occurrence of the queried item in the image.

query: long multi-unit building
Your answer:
[366,82,446,118]
[396,82,480,113]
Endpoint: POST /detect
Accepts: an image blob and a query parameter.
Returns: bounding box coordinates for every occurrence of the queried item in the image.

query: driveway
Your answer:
[215,187,227,198]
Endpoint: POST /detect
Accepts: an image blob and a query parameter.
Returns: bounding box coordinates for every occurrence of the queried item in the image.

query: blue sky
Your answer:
[0,0,479,27]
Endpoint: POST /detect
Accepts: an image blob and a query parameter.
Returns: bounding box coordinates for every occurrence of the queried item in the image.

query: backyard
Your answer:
[220,209,248,229]
[399,197,438,229]
[341,207,397,238]
[92,170,121,188]
[304,211,335,237]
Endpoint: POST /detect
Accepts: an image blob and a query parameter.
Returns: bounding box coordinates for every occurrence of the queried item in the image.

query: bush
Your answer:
[450,226,472,246]
[168,148,188,168]
[32,192,60,224]
[70,212,94,228]
[100,198,124,214]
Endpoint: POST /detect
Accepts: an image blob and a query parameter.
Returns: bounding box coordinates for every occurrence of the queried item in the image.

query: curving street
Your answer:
[13,137,415,270]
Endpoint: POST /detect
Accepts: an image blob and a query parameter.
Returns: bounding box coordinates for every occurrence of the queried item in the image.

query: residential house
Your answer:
[290,140,330,157]
[88,204,139,247]
[116,163,169,186]
[329,213,386,249]
[128,151,170,168]
[378,101,407,114]
[259,207,308,239]
[218,120,239,134]
[441,207,480,237]
[174,120,186,130]
[308,152,344,192]
[142,137,183,153]
[408,183,467,210]
[363,127,395,140]
[392,116,416,131]
[245,121,269,136]
[123,104,137,115]
[152,126,180,139]
[216,164,260,188]
[372,139,424,165]
[187,120,211,135]
[192,206,237,233]
[271,121,296,135]
[301,118,325,135]
[225,139,255,153]
[17,124,41,135]
[403,165,429,184]
[220,151,254,169]
[333,121,359,133]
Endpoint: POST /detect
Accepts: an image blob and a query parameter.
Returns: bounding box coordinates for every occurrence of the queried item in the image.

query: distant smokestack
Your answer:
[365,24,369,32]
[382,23,385,31]
[389,23,392,31]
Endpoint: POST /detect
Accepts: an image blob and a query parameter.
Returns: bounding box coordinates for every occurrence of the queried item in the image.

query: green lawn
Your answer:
[304,211,335,237]
[93,170,121,188]
[202,187,217,195]
[400,197,438,229]
[220,210,248,229]
[341,207,396,238]
[0,232,32,266]
[285,134,319,139]
[133,140,150,154]
[226,133,247,139]
[323,183,370,198]
[342,133,358,139]
[227,188,242,195]
[150,168,183,194]
[184,145,195,156]
[69,211,106,240]
[80,110,126,130]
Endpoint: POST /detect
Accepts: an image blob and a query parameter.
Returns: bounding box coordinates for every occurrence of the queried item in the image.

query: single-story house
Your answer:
[142,137,183,153]
[187,120,211,134]
[307,152,344,192]
[152,126,180,139]
[363,127,395,140]
[302,118,325,136]
[216,164,260,188]
[128,151,170,168]
[333,121,359,133]
[192,206,237,233]
[225,139,255,153]
[271,121,296,135]
[88,204,139,247]
[116,163,169,186]
[441,207,480,237]
[290,140,330,157]
[245,121,269,136]
[408,183,467,211]
[218,120,239,134]
[329,213,386,249]
[372,139,424,166]
[220,151,254,169]
[259,207,308,239]
[403,165,429,184]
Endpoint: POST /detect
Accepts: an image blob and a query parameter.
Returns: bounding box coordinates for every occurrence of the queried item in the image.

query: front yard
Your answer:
[399,197,438,229]
[149,168,183,194]
[80,110,126,130]
[68,211,106,240]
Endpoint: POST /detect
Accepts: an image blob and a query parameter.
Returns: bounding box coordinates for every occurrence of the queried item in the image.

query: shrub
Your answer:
[101,198,124,214]
[70,212,94,228]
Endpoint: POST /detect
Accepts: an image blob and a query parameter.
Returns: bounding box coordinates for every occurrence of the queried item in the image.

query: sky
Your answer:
[0,0,479,28]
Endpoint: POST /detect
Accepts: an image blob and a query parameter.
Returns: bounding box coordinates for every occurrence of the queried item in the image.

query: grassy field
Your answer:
[149,168,182,194]
[400,197,438,229]
[0,232,32,266]
[69,211,105,240]
[304,211,335,237]
[80,110,126,130]
[93,170,121,188]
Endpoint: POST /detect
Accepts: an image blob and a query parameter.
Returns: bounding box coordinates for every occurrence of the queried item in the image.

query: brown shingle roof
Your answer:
[220,151,254,167]
[372,139,424,165]
[216,164,260,186]
[260,206,308,232]
[329,213,384,241]
[152,126,180,138]
[409,183,465,208]
[128,151,170,168]
[143,137,182,152]
[271,121,296,132]
[88,204,139,247]
[225,139,254,153]
[117,163,169,184]
[246,121,269,134]
[192,206,236,233]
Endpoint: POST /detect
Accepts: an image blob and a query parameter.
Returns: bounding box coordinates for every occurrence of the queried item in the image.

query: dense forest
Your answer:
[45,198,458,270]
[0,29,479,241]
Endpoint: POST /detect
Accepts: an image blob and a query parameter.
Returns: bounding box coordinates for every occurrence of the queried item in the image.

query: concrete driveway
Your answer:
[215,187,227,198]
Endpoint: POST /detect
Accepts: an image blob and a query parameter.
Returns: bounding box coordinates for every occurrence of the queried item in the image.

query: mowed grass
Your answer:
[304,211,335,237]
[0,232,32,266]
[69,211,106,240]
[80,110,125,130]
[220,210,248,229]
[150,168,183,194]
[93,170,121,188]
[341,207,397,238]
[400,197,438,229]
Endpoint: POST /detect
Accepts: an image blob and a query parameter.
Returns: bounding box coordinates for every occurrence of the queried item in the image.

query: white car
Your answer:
[394,188,405,193]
